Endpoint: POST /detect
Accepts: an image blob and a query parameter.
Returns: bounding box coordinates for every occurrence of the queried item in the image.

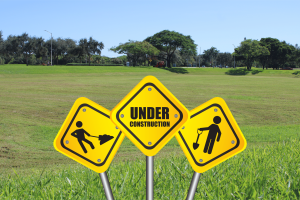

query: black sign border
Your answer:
[116,83,184,149]
[178,104,240,166]
[60,104,122,166]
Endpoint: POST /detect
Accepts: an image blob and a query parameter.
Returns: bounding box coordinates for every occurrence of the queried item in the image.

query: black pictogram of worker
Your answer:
[71,121,95,153]
[198,116,222,154]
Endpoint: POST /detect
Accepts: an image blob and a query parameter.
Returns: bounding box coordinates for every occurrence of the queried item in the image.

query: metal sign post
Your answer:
[176,97,247,199]
[186,172,201,200]
[111,76,189,198]
[54,98,126,198]
[99,172,114,200]
[146,156,154,200]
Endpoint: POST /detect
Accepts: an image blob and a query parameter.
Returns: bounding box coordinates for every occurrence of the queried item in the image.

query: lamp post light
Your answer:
[232,44,236,68]
[45,30,52,66]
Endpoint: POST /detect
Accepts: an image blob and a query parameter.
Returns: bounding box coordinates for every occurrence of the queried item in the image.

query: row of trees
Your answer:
[110,30,197,67]
[234,38,300,70]
[111,31,300,69]
[1,30,299,69]
[0,31,105,66]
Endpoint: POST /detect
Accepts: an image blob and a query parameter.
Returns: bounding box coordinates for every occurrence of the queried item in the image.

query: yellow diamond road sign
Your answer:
[176,97,247,173]
[54,97,125,173]
[111,76,189,156]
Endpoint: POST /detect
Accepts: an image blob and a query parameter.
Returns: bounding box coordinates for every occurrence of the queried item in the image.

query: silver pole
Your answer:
[146,156,154,200]
[234,55,235,68]
[186,172,201,200]
[232,44,236,68]
[99,172,114,200]
[199,47,201,67]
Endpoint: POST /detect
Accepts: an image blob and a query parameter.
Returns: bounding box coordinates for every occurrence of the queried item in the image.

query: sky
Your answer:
[0,0,299,57]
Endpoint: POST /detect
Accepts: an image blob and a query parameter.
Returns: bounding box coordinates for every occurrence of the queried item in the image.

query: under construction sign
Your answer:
[111,76,189,156]
[176,97,247,173]
[54,97,125,173]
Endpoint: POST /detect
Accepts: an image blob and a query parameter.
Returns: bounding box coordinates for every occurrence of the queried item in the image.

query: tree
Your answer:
[293,46,300,68]
[258,38,296,70]
[33,37,47,61]
[170,50,183,66]
[17,33,36,66]
[145,30,197,68]
[87,37,104,66]
[4,35,19,59]
[78,37,104,66]
[276,41,295,69]
[216,53,232,67]
[69,45,85,63]
[234,39,270,70]
[110,40,159,67]
[203,47,219,67]
[0,31,3,56]
[258,38,282,69]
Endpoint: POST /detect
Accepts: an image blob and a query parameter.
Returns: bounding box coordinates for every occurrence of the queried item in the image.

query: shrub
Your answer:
[225,68,249,75]
[66,63,123,66]
[251,69,262,75]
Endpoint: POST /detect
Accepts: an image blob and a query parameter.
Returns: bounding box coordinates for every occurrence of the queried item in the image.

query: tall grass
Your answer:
[1,139,299,199]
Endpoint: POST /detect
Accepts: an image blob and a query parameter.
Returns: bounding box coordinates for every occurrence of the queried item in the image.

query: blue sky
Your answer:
[1,0,299,57]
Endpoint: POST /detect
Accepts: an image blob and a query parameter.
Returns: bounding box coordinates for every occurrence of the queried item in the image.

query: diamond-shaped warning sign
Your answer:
[176,97,247,173]
[111,76,189,156]
[54,97,125,173]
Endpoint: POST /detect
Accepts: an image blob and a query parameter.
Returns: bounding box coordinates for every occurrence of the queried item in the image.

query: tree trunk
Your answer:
[88,55,91,66]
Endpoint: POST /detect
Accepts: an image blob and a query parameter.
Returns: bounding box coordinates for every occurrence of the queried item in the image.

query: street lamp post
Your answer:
[199,47,201,68]
[45,30,52,66]
[232,44,236,68]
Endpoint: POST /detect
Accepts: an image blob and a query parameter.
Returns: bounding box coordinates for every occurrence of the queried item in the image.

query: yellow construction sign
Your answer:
[111,76,189,156]
[54,97,125,173]
[176,97,247,173]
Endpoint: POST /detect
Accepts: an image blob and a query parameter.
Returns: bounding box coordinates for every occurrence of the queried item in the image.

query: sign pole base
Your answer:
[99,172,114,200]
[146,156,154,200]
[186,171,201,200]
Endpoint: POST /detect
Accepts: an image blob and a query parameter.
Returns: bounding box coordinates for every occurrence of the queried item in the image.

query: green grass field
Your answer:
[0,64,300,199]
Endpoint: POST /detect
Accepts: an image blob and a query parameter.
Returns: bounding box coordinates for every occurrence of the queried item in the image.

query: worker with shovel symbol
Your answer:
[198,116,222,154]
[71,121,95,153]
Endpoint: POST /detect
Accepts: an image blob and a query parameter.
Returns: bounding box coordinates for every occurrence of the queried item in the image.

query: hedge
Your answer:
[66,63,123,66]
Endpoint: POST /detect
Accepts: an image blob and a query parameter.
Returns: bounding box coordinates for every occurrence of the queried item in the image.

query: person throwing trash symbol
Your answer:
[198,116,222,154]
[71,121,95,153]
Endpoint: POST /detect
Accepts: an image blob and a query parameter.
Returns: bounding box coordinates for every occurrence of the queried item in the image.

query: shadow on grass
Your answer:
[225,68,249,75]
[292,71,300,75]
[160,67,189,74]
[226,68,264,75]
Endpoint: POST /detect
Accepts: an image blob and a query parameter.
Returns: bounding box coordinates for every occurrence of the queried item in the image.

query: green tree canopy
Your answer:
[110,40,159,67]
[234,39,270,70]
[145,30,197,67]
[78,37,104,66]
[203,47,219,67]
[216,52,232,67]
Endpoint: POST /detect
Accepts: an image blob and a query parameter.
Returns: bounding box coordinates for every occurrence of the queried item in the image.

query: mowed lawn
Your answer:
[0,64,300,199]
[0,64,299,171]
